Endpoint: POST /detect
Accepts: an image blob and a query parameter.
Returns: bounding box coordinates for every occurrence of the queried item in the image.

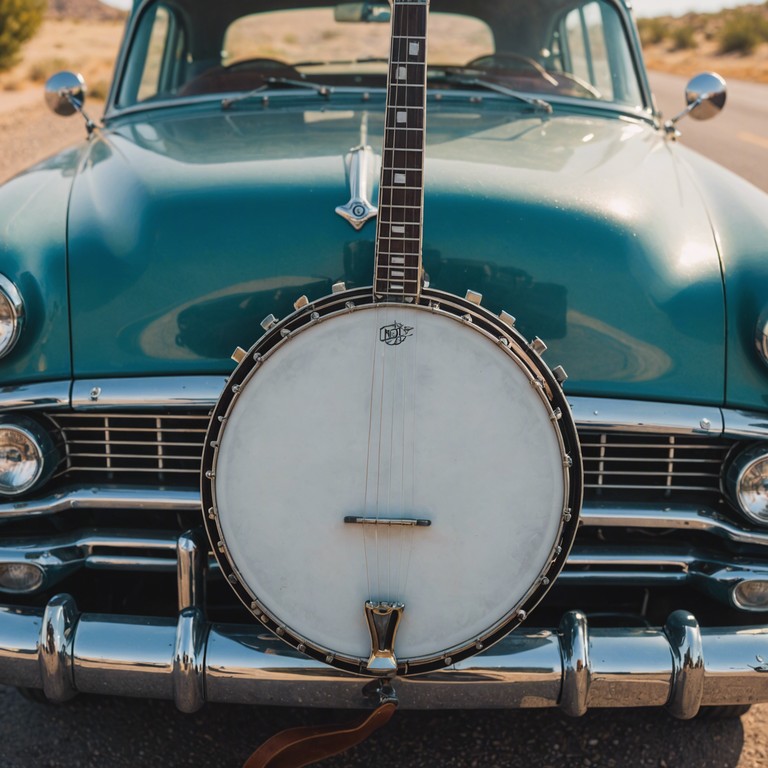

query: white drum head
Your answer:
[204,293,580,674]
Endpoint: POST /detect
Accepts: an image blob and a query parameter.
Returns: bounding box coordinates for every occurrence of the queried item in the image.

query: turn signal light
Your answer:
[0,562,44,593]
[733,580,768,611]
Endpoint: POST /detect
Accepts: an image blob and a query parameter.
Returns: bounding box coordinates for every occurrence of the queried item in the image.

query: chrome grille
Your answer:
[51,413,209,483]
[49,413,731,500]
[580,431,729,500]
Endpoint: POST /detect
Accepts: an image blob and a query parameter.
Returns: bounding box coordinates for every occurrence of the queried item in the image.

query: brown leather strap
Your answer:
[243,702,397,768]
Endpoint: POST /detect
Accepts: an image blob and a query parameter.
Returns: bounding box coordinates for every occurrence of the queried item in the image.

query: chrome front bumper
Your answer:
[2,596,768,718]
[0,532,765,719]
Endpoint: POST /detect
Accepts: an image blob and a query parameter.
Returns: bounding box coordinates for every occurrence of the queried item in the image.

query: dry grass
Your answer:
[0,18,123,104]
[640,4,768,84]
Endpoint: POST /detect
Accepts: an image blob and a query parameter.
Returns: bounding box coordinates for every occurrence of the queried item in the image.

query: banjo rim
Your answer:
[201,286,583,677]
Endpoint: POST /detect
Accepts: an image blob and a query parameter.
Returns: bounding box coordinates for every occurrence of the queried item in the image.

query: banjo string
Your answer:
[361,308,381,600]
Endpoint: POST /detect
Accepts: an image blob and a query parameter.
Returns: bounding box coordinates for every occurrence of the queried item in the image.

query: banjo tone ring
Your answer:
[201,286,583,677]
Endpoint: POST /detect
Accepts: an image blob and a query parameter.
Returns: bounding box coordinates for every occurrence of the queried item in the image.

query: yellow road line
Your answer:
[738,132,768,151]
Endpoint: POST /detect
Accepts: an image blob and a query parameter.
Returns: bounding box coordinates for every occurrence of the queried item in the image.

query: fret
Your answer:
[380,188,423,206]
[378,222,421,238]
[380,185,423,192]
[377,239,421,253]
[390,39,427,63]
[389,62,426,82]
[381,168,423,185]
[383,130,424,152]
[378,206,422,223]
[375,0,427,304]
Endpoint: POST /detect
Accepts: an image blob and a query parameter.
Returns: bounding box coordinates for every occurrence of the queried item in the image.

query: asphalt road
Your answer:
[648,71,768,193]
[2,74,768,768]
[0,683,763,768]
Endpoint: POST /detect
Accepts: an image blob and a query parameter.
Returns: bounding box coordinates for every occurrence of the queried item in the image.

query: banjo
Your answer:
[202,0,582,679]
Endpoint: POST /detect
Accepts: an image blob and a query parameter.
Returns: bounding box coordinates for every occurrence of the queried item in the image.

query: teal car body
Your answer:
[2,0,768,717]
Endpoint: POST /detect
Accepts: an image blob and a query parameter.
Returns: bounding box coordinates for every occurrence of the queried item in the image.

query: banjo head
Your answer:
[202,288,582,676]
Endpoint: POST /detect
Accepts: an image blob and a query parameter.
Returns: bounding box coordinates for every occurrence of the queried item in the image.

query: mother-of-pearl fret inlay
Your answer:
[374,0,429,302]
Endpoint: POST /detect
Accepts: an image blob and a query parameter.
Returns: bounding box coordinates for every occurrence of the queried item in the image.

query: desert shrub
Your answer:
[28,57,68,82]
[671,26,697,50]
[88,79,110,100]
[637,18,668,46]
[718,11,767,54]
[0,0,46,71]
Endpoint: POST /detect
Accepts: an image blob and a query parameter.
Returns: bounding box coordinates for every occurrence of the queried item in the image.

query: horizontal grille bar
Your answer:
[47,414,731,500]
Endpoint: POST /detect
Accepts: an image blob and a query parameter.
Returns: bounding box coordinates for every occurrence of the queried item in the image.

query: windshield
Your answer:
[116,0,644,111]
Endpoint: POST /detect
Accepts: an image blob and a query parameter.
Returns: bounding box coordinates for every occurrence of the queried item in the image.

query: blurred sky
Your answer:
[100,0,753,18]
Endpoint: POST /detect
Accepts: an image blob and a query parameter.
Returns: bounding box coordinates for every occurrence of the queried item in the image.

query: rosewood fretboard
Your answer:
[374,0,429,303]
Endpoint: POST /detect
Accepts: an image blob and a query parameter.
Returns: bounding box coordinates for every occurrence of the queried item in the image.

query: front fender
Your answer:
[0,146,84,385]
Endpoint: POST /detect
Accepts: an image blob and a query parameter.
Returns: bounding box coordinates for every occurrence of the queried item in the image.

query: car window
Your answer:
[115,0,644,112]
[223,9,492,69]
[119,3,188,105]
[550,0,642,106]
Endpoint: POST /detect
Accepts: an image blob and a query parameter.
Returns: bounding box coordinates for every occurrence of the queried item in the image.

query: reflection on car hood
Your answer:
[67,102,725,403]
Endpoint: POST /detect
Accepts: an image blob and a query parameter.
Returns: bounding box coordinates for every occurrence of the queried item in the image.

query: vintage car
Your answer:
[2,0,768,724]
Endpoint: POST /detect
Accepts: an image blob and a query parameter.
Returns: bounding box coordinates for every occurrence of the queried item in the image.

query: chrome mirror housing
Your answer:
[665,72,726,134]
[45,71,87,117]
[685,72,727,121]
[44,71,96,135]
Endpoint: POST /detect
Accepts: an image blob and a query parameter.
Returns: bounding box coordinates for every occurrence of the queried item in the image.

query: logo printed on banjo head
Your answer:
[379,322,414,346]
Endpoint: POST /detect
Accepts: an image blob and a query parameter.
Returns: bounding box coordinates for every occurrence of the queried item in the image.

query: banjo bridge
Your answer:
[344,516,431,527]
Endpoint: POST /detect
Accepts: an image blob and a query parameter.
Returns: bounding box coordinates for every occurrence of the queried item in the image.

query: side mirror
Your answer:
[685,72,727,121]
[45,71,87,117]
[665,72,726,134]
[44,71,95,135]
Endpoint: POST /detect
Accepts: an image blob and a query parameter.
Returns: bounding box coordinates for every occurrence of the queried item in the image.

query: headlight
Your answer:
[0,274,24,359]
[725,444,768,525]
[0,418,58,497]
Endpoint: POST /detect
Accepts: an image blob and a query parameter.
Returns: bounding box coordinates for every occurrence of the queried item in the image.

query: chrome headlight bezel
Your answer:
[725,443,768,526]
[0,274,24,360]
[0,417,59,498]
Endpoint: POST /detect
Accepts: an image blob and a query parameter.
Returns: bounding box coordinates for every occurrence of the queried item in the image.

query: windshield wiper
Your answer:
[430,71,552,114]
[292,57,389,67]
[222,78,333,110]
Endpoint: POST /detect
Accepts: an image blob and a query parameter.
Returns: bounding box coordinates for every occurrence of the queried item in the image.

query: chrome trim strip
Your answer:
[722,410,768,440]
[0,381,70,412]
[5,529,768,606]
[582,503,768,547]
[71,377,227,411]
[3,596,767,711]
[570,397,722,436]
[11,375,761,440]
[0,486,201,521]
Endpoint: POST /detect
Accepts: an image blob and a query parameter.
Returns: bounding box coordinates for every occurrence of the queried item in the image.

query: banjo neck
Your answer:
[374,0,429,304]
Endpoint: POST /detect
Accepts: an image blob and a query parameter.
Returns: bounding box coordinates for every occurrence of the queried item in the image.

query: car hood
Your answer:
[67,101,725,403]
